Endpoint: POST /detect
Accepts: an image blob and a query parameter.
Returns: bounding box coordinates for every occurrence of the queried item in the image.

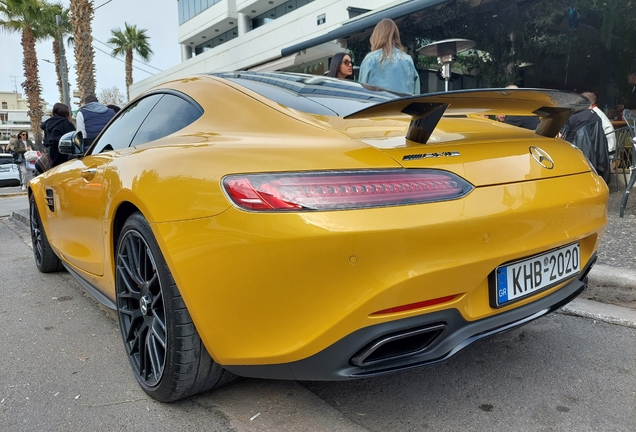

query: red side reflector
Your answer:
[223,170,472,211]
[371,295,457,316]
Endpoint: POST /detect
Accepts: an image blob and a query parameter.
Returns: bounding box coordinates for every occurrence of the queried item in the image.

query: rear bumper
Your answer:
[224,255,594,381]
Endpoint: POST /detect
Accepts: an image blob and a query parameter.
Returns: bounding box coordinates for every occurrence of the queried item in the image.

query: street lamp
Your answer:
[419,39,476,92]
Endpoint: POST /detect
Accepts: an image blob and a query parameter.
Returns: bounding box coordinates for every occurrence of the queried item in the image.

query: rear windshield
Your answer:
[0,155,15,165]
[211,71,402,117]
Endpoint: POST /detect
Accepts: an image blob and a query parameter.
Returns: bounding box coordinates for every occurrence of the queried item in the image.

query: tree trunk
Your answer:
[70,0,96,101]
[21,27,43,150]
[53,40,63,103]
[125,48,133,102]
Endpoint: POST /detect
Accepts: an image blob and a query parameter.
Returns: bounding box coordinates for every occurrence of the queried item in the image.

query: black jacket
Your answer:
[504,115,540,131]
[628,87,636,110]
[41,116,76,167]
[571,119,610,184]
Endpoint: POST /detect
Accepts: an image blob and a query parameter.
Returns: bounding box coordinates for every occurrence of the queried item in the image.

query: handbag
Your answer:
[35,152,52,174]
[13,151,24,164]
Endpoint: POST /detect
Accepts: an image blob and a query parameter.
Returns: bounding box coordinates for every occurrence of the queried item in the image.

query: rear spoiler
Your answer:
[343,89,590,144]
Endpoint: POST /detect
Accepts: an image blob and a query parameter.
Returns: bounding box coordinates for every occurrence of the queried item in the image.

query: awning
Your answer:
[281,0,452,57]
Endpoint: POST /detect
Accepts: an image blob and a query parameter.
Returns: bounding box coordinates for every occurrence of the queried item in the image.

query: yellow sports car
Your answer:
[28,72,607,402]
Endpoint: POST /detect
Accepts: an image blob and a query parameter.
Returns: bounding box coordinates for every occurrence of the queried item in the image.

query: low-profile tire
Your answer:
[115,212,235,402]
[30,194,63,273]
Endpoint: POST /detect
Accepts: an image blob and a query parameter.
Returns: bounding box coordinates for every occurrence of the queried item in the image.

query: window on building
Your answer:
[194,27,238,55]
[0,113,7,122]
[178,0,222,25]
[1,102,7,109]
[252,0,314,30]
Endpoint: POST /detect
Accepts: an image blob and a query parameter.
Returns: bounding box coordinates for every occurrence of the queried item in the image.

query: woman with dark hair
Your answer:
[326,52,354,80]
[358,18,420,94]
[7,130,34,189]
[41,102,76,167]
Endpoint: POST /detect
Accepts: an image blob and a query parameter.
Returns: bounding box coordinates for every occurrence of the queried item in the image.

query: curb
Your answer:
[0,191,27,198]
[9,208,636,328]
[558,298,636,328]
[588,264,636,289]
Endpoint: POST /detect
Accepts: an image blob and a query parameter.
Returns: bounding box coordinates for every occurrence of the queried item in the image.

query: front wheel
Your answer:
[115,212,234,402]
[30,194,63,273]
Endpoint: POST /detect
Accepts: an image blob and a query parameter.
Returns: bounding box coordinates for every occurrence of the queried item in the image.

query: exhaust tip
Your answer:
[351,324,446,367]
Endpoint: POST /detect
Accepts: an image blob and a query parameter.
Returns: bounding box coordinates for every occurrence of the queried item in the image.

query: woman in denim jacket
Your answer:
[359,19,420,95]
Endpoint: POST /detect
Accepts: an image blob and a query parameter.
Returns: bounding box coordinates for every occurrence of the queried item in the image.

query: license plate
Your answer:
[493,243,580,307]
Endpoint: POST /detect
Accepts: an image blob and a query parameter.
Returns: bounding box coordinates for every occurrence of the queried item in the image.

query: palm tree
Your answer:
[107,22,153,101]
[70,0,96,101]
[0,0,59,149]
[43,5,72,105]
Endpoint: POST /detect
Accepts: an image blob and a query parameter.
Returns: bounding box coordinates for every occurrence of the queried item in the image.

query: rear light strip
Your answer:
[223,169,473,211]
[371,295,458,316]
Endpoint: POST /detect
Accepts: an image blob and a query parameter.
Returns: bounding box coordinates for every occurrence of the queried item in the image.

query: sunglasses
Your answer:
[20,133,27,137]
[342,59,354,66]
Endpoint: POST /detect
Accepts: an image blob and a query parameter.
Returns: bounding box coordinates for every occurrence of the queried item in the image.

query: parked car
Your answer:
[28,72,608,402]
[0,153,21,187]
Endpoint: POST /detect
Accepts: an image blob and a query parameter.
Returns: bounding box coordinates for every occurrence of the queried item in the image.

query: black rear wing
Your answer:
[344,89,590,144]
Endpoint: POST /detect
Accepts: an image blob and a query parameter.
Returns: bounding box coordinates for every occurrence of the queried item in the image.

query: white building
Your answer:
[0,91,35,145]
[130,0,468,98]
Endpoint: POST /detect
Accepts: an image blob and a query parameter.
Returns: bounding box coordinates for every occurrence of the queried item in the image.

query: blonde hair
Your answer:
[369,18,404,62]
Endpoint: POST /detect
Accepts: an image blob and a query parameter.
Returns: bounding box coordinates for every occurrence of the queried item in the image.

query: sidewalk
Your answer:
[2,184,635,328]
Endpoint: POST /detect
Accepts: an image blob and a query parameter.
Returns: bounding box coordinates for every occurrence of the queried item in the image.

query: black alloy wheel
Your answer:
[29,194,62,273]
[115,213,234,402]
[116,227,167,388]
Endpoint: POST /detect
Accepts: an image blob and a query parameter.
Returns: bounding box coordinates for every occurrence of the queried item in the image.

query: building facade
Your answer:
[130,0,450,98]
[0,91,34,145]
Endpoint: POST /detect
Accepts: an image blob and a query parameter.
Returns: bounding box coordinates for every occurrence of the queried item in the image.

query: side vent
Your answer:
[45,188,55,212]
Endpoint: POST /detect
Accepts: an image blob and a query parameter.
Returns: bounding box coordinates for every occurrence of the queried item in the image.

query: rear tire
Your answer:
[115,212,234,402]
[29,194,63,273]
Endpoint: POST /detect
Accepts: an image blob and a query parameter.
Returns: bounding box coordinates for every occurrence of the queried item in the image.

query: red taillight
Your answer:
[223,170,472,211]
[371,295,457,316]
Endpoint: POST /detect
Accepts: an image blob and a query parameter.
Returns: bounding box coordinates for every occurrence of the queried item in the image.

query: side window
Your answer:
[131,94,203,146]
[90,94,163,154]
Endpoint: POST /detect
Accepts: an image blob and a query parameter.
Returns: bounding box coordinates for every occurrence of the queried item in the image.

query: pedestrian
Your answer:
[7,130,33,190]
[326,53,354,80]
[76,95,116,150]
[358,18,420,95]
[559,94,601,143]
[581,92,615,154]
[627,72,636,110]
[41,103,76,168]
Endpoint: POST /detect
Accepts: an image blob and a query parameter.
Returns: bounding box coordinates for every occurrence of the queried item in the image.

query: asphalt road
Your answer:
[1,199,635,431]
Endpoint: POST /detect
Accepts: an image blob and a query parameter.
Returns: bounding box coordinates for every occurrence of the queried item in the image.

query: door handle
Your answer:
[81,168,97,180]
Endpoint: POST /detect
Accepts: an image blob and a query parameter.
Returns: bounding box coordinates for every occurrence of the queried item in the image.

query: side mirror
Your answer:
[59,131,84,155]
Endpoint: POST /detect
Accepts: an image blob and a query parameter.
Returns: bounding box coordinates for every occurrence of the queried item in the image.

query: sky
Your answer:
[1,0,182,109]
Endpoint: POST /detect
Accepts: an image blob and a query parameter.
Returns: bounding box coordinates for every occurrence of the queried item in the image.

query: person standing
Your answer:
[41,103,76,167]
[7,130,33,190]
[581,92,616,154]
[76,95,115,150]
[326,53,354,80]
[358,19,420,95]
[627,72,636,110]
